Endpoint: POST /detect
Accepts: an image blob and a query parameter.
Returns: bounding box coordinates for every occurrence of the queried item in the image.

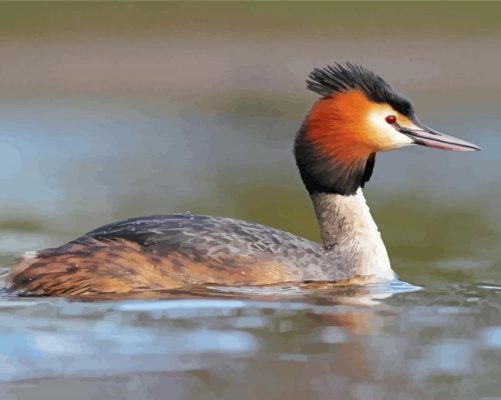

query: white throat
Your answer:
[310,188,395,281]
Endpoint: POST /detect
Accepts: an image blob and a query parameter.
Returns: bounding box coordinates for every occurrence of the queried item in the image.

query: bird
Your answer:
[5,62,480,297]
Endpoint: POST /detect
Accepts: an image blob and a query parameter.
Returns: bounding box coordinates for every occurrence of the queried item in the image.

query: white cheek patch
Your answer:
[368,110,414,149]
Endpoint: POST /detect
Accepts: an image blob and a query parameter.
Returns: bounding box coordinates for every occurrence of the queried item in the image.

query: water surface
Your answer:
[0,279,500,400]
[1,3,500,398]
[0,94,499,400]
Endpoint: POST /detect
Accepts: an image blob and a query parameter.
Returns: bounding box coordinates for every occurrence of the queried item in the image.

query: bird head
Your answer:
[294,62,480,195]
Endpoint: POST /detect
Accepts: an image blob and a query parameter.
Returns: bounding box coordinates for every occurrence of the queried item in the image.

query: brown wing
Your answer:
[6,213,324,296]
[7,237,292,297]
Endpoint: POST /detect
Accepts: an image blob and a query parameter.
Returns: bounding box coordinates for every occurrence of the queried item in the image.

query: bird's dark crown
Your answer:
[306,62,415,118]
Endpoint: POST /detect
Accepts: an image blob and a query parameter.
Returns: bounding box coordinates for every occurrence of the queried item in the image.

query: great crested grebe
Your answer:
[6,63,480,296]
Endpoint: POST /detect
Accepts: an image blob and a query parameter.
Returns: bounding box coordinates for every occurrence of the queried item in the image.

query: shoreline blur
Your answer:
[0,2,499,285]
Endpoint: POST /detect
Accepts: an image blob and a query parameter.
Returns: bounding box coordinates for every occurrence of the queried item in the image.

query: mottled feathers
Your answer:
[7,214,338,296]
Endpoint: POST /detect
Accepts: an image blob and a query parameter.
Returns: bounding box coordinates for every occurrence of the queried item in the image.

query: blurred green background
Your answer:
[0,2,499,285]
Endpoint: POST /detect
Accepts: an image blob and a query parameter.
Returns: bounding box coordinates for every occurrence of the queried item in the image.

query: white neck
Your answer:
[310,188,395,281]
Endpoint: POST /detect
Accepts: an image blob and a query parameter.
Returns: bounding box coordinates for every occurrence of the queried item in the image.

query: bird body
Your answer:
[5,63,480,296]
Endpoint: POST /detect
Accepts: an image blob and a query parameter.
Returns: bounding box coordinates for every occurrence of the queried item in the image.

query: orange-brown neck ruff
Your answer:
[294,91,376,195]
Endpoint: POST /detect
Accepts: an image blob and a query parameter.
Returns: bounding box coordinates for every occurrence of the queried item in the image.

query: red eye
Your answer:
[385,115,397,124]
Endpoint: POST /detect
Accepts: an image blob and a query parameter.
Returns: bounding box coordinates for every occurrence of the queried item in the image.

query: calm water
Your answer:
[1,3,501,397]
[1,280,501,399]
[0,95,499,399]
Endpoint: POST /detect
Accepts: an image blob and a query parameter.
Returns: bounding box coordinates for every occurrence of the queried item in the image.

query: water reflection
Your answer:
[0,4,500,397]
[0,88,497,400]
[1,282,501,399]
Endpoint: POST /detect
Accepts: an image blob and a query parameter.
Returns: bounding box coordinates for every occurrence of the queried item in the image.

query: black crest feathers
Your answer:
[306,62,414,117]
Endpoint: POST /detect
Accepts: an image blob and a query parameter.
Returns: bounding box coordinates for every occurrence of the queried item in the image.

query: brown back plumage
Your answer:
[7,236,293,296]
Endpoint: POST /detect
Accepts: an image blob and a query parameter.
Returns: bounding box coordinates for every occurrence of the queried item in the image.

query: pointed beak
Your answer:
[397,123,481,152]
